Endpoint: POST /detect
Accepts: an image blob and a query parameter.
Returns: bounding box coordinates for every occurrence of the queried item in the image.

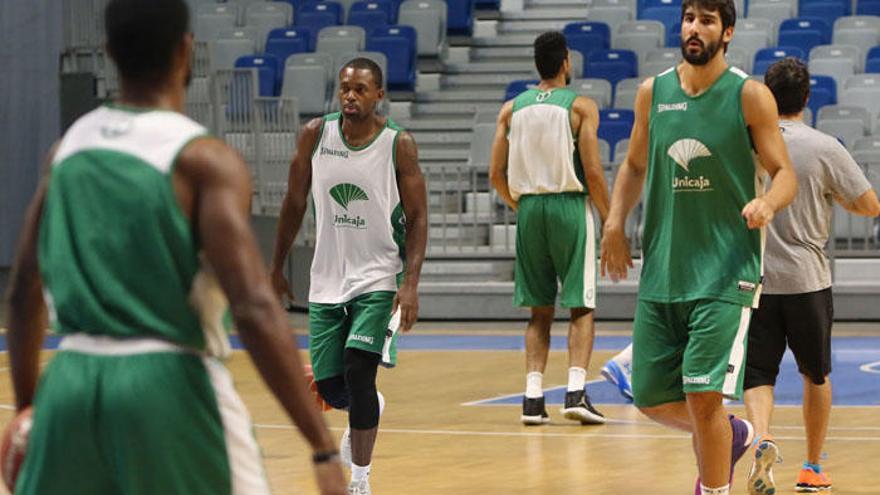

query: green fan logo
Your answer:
[330,183,369,210]
[330,183,369,229]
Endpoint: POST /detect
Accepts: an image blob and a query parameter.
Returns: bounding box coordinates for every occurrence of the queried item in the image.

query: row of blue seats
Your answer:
[235,25,417,93]
[564,17,880,59]
[226,0,475,36]
[629,0,880,30]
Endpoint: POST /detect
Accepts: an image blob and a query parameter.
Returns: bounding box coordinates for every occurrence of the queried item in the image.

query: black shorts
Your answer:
[744,287,833,388]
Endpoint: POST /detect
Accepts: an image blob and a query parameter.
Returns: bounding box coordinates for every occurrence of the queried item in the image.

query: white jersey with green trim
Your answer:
[309,113,406,304]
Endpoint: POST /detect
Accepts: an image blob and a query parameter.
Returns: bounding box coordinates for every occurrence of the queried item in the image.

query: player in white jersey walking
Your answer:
[743,58,880,495]
[489,31,611,426]
[271,58,427,495]
[5,1,346,493]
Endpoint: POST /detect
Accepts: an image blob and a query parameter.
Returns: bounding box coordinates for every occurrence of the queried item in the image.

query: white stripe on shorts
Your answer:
[58,333,195,355]
[722,307,752,397]
[582,196,597,309]
[203,358,272,495]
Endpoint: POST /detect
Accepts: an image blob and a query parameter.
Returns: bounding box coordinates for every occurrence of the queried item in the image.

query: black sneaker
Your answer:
[521,396,550,425]
[561,389,606,425]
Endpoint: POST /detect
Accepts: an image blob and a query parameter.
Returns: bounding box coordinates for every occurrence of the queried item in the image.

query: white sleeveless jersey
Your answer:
[309,113,406,304]
[507,88,586,200]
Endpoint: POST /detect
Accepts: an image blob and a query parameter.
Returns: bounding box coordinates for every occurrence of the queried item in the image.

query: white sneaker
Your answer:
[341,391,386,468]
[348,478,371,495]
[600,357,633,401]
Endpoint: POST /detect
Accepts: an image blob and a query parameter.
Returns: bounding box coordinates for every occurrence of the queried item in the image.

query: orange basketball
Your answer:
[304,365,332,412]
[1,407,33,492]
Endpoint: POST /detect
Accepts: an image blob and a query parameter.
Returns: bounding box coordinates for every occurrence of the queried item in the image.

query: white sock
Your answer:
[352,463,371,482]
[700,483,730,495]
[567,367,587,392]
[377,390,385,416]
[525,372,543,398]
[614,343,633,364]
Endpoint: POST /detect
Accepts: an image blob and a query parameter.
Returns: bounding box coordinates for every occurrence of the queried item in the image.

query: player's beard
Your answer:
[680,32,722,66]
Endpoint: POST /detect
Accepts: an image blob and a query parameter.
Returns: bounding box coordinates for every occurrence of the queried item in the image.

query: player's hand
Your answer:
[392,283,418,332]
[313,460,347,495]
[270,268,295,306]
[742,197,774,229]
[600,224,634,282]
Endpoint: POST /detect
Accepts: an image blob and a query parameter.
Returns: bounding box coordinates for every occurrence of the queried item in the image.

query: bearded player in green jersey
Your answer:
[600,0,797,494]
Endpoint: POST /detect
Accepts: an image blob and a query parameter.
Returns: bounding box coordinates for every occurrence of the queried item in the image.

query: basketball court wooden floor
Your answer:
[0,319,878,494]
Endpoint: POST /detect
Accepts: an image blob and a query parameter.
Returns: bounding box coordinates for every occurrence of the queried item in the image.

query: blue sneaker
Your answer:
[601,359,633,401]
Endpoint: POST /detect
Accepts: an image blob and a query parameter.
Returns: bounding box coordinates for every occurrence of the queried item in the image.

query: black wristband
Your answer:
[312,450,340,464]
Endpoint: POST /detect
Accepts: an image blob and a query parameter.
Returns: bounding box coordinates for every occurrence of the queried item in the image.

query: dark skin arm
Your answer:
[269,117,322,302]
[5,144,56,411]
[392,131,427,331]
[488,101,517,210]
[175,138,345,494]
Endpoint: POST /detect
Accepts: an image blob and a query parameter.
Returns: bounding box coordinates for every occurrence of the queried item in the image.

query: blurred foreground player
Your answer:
[4,0,345,493]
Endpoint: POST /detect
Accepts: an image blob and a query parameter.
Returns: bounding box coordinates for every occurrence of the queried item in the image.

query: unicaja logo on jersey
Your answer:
[330,183,369,229]
[668,138,714,192]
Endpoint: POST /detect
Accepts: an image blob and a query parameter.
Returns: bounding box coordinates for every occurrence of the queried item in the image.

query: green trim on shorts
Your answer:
[309,291,398,381]
[631,299,751,408]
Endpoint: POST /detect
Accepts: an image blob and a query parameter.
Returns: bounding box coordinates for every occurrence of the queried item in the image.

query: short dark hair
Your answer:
[534,31,568,80]
[105,0,190,84]
[765,57,810,116]
[340,57,384,88]
[681,0,737,31]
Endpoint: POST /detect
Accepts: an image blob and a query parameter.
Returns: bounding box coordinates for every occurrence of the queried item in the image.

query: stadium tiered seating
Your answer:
[778,18,832,53]
[833,16,880,47]
[398,0,447,56]
[816,105,871,146]
[748,0,796,25]
[367,25,418,91]
[347,1,394,32]
[195,4,237,41]
[586,2,633,32]
[614,20,665,54]
[563,22,612,59]
[856,0,880,14]
[586,50,638,90]
[613,78,641,109]
[235,54,281,96]
[265,27,312,65]
[210,34,257,72]
[570,78,613,108]
[809,44,860,90]
[807,75,836,123]
[867,46,880,73]
[853,137,880,164]
[640,48,679,76]
[246,2,295,51]
[598,109,635,152]
[753,46,806,74]
[445,0,475,36]
[504,80,539,101]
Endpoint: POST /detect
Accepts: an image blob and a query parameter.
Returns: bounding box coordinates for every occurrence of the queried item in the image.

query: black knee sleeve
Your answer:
[344,348,381,430]
[315,375,349,410]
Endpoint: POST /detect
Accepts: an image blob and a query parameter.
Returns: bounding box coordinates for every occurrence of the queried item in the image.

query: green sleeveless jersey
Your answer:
[38,104,225,351]
[507,88,586,199]
[639,66,764,307]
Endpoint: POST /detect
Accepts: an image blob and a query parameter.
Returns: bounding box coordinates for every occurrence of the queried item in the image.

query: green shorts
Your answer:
[17,335,268,495]
[632,299,752,408]
[513,193,597,309]
[309,291,399,382]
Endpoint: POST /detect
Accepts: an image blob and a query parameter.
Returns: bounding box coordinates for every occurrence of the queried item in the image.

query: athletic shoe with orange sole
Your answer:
[795,465,832,493]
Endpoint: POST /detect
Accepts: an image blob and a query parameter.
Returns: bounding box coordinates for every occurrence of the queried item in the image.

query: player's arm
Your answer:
[177,139,345,493]
[574,96,610,224]
[741,79,798,229]
[600,77,653,281]
[488,101,517,210]
[5,144,57,411]
[393,131,427,332]
[269,117,322,302]
[837,189,880,217]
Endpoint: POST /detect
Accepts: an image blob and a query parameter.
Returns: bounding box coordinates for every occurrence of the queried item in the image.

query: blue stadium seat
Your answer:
[367,25,417,91]
[300,1,345,23]
[778,18,832,54]
[585,50,638,89]
[753,46,806,74]
[807,75,836,125]
[667,22,681,47]
[639,6,680,35]
[445,0,475,36]
[867,46,880,73]
[799,0,850,21]
[235,54,281,96]
[598,109,635,152]
[563,22,611,59]
[505,79,539,101]
[279,0,309,13]
[348,3,391,32]
[265,28,312,66]
[856,0,880,14]
[475,0,500,11]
